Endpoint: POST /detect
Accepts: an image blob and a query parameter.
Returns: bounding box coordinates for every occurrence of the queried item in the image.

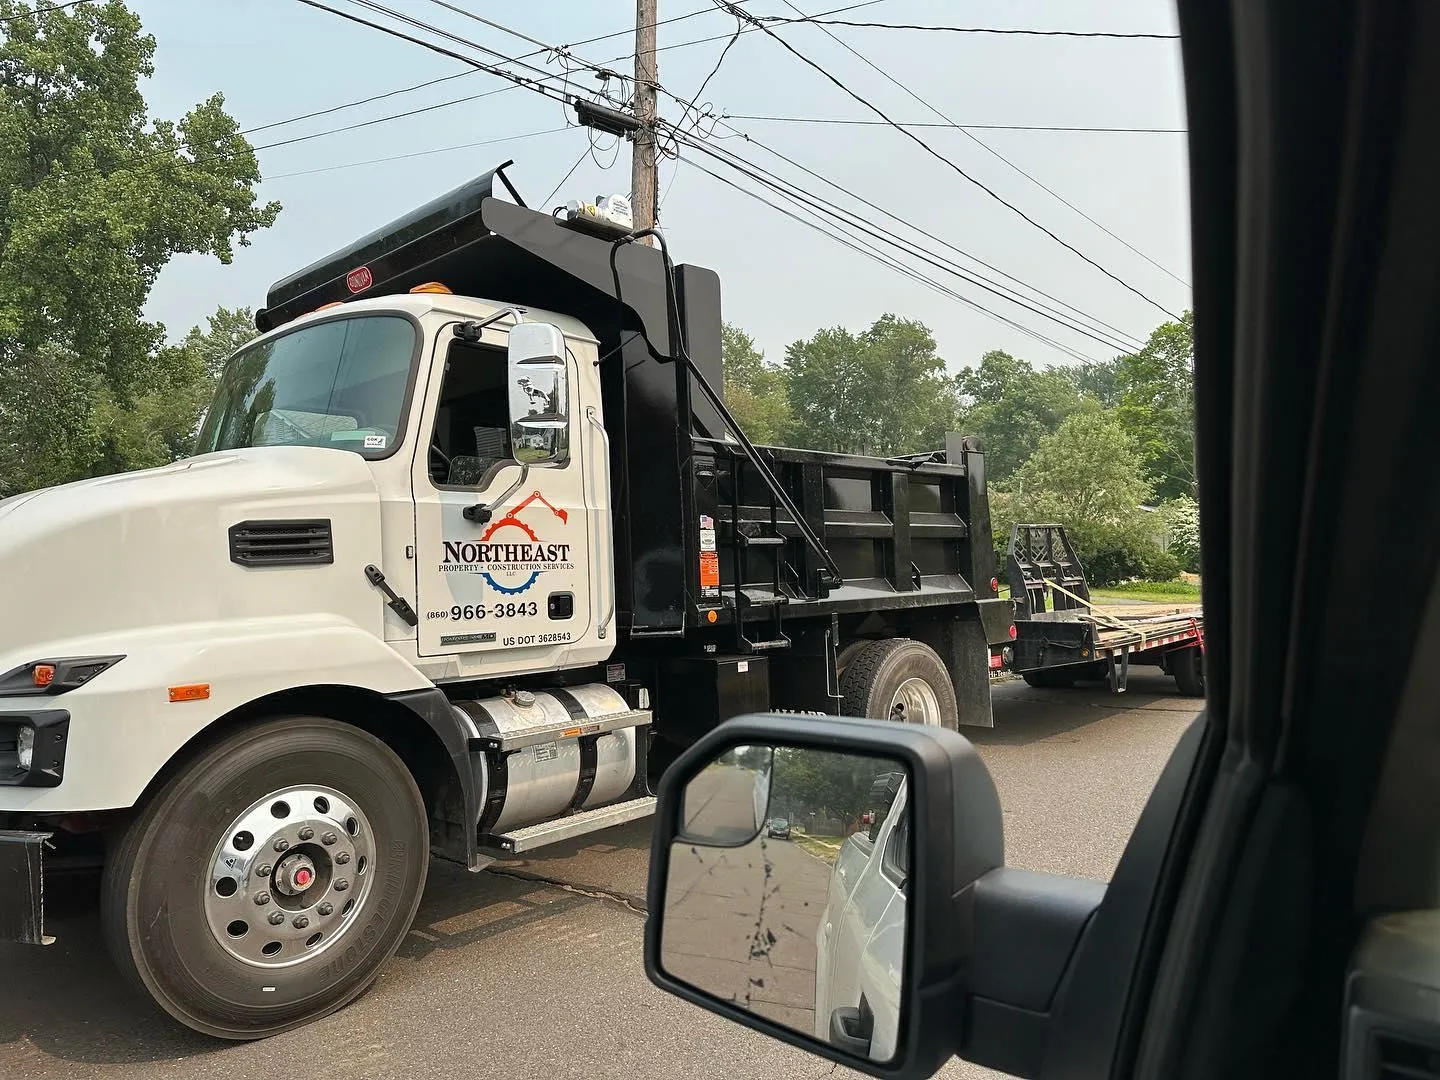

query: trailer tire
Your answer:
[1172,646,1206,697]
[101,716,429,1040]
[1022,668,1079,689]
[840,638,959,728]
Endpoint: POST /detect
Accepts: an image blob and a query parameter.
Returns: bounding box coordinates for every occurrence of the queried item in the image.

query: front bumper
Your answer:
[0,830,53,944]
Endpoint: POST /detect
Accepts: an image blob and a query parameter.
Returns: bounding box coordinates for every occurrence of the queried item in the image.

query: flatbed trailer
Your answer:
[1005,524,1206,696]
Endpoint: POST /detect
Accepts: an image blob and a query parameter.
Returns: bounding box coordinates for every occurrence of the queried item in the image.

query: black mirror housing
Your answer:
[644,714,1005,1080]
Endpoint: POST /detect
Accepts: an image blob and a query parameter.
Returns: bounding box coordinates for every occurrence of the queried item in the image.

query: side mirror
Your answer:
[646,714,1004,1079]
[506,322,570,465]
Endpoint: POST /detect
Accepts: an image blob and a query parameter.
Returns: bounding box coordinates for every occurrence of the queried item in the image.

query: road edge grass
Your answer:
[999,580,1201,604]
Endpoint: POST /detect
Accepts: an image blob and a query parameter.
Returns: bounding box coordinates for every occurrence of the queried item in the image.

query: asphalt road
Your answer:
[0,673,1199,1080]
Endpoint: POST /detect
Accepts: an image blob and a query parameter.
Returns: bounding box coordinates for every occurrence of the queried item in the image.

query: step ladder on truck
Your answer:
[1006,523,1206,696]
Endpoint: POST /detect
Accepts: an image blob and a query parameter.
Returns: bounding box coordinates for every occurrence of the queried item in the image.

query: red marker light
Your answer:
[1009,624,1017,639]
[345,265,374,294]
[990,577,999,593]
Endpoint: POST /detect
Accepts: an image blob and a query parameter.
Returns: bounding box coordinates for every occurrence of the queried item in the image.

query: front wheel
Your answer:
[101,716,429,1040]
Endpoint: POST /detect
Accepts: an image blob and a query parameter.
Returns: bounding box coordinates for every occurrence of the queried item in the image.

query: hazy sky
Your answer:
[137,0,1189,371]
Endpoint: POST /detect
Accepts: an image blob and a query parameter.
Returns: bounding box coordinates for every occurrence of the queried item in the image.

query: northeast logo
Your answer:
[441,491,574,595]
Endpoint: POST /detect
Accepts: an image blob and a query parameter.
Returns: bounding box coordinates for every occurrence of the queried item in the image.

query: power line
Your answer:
[540,145,593,210]
[671,17,744,140]
[725,114,1187,134]
[715,0,1180,318]
[250,85,533,153]
[292,0,573,109]
[760,17,1179,40]
[263,126,570,180]
[243,70,477,138]
[586,0,887,68]
[659,111,1147,351]
[1,0,90,25]
[773,0,1192,291]
[682,153,1102,364]
[669,126,1138,354]
[569,0,877,53]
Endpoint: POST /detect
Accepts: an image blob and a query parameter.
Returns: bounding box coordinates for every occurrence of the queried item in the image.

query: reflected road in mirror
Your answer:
[661,747,908,1064]
[680,746,772,846]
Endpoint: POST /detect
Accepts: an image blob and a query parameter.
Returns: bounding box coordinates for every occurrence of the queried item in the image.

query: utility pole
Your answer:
[631,0,659,244]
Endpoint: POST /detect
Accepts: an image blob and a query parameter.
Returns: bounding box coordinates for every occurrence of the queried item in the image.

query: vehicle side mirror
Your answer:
[645,714,1004,1080]
[506,322,570,466]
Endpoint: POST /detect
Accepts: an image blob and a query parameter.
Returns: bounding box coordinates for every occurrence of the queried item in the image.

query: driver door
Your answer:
[411,323,592,663]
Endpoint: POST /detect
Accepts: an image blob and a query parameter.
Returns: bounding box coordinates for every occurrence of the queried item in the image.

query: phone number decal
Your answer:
[425,601,539,622]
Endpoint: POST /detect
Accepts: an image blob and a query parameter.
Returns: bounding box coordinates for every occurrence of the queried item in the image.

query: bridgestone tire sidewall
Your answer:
[839,639,960,728]
[102,717,429,1040]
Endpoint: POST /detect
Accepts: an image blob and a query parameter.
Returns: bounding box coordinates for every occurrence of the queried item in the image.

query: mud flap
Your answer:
[0,831,53,945]
[949,617,996,729]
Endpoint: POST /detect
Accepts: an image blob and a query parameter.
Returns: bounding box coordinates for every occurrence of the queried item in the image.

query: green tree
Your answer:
[1115,312,1196,500]
[956,349,1095,480]
[721,322,790,445]
[1158,494,1201,573]
[0,1,279,493]
[999,413,1175,585]
[782,315,958,456]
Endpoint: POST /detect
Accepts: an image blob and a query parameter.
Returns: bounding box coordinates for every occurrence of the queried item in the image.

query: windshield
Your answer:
[194,314,416,457]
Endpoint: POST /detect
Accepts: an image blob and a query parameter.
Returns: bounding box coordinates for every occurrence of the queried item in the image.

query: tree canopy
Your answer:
[0,1,277,496]
[782,314,959,457]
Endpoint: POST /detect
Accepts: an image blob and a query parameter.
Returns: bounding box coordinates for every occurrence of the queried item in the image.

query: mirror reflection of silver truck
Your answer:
[0,161,1013,1038]
[814,772,908,1063]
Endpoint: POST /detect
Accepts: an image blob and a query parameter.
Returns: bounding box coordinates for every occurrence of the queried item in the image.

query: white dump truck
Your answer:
[0,162,1013,1038]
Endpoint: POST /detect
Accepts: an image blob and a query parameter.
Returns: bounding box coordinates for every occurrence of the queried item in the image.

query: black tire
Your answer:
[839,638,959,727]
[1172,646,1206,697]
[1022,668,1078,689]
[101,716,429,1040]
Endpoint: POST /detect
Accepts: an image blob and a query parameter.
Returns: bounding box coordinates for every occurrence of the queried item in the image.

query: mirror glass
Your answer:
[507,323,569,465]
[662,745,910,1066]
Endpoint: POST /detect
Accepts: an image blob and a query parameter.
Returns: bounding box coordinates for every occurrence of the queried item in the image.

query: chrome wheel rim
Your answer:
[889,677,942,725]
[203,785,376,968]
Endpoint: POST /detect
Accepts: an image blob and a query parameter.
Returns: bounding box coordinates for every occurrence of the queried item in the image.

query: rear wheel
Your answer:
[839,638,959,728]
[1172,646,1206,696]
[101,716,429,1040]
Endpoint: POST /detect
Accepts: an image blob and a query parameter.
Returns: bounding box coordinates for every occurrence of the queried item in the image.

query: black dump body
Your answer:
[256,163,1012,685]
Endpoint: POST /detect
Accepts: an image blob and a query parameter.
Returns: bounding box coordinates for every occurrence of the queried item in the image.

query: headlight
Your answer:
[16,726,33,771]
[0,655,124,696]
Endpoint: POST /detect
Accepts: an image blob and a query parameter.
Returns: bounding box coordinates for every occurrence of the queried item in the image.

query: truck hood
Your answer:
[0,447,388,670]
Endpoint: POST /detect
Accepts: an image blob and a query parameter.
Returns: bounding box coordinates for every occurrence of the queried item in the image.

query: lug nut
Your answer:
[298,826,315,841]
[256,863,273,878]
[321,832,338,846]
[273,838,290,853]
[335,851,351,865]
[268,911,285,925]
[334,879,350,892]
[317,902,334,916]
[254,892,271,906]
[292,915,309,929]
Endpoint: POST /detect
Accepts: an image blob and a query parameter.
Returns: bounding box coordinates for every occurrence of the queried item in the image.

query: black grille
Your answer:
[229,519,334,567]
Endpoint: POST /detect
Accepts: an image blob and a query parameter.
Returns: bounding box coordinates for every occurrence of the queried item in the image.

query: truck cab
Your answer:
[196,291,617,683]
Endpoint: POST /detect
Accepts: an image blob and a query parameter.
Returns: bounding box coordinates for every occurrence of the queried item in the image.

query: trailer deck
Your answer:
[1007,524,1206,695]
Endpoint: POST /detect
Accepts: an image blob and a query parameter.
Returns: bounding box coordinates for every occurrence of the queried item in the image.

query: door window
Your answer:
[429,340,516,488]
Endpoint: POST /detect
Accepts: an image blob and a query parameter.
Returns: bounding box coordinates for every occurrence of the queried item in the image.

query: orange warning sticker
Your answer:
[699,551,720,588]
